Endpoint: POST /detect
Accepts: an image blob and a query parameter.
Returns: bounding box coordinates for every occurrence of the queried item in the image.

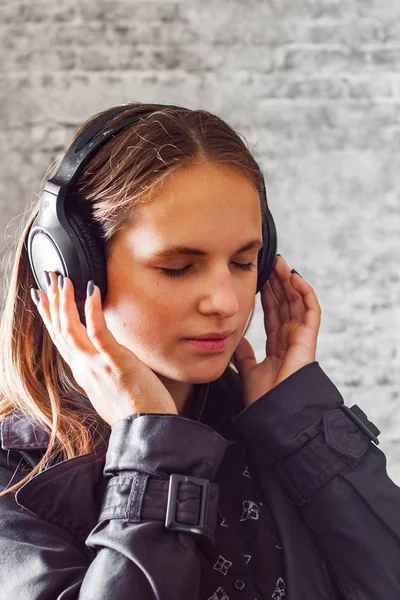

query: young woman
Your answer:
[0,102,398,600]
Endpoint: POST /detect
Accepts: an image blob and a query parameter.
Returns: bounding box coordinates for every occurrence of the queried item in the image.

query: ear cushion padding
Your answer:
[66,211,108,304]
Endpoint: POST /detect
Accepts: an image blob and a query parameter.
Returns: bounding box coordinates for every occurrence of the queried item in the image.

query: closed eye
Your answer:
[160,262,256,278]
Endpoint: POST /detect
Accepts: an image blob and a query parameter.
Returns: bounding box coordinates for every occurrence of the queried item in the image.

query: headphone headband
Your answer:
[47,103,169,189]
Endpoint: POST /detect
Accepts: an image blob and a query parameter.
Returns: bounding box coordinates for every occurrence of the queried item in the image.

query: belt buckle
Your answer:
[165,473,209,536]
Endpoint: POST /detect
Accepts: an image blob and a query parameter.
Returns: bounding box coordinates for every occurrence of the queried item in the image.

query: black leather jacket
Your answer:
[0,362,399,599]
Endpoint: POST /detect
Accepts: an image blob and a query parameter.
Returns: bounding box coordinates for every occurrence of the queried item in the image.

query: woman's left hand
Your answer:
[232,254,322,409]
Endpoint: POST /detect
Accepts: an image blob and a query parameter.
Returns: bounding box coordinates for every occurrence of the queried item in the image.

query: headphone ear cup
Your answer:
[256,208,277,294]
[66,211,108,324]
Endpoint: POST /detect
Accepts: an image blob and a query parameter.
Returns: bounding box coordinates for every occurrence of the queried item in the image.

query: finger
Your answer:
[267,268,290,322]
[260,257,282,325]
[58,275,97,355]
[45,271,61,333]
[233,336,257,376]
[273,257,305,322]
[260,279,280,330]
[261,280,281,357]
[33,285,71,364]
[33,287,57,346]
[290,274,322,331]
[282,274,306,323]
[84,281,123,360]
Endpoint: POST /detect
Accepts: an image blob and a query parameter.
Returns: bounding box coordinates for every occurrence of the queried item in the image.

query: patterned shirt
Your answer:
[181,378,287,600]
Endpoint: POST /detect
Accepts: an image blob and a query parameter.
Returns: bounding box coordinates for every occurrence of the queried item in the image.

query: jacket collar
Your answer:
[0,366,242,451]
[1,412,52,451]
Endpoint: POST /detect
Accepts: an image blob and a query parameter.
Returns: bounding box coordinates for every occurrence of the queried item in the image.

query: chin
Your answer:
[179,359,231,385]
[153,357,230,386]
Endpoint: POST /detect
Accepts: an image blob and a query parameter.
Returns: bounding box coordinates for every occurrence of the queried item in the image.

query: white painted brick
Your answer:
[0,0,78,23]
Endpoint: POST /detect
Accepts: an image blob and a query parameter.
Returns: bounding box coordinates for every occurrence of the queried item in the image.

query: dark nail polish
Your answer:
[44,271,51,289]
[276,253,281,256]
[87,280,94,297]
[291,269,303,279]
[30,288,40,306]
[58,274,64,291]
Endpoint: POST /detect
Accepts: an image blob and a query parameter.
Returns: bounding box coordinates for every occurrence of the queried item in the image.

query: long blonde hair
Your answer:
[0,102,267,497]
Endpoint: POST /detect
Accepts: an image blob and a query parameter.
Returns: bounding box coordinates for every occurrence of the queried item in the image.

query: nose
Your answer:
[199,270,242,315]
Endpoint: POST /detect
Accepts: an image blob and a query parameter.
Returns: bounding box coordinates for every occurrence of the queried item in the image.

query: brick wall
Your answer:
[0,0,399,481]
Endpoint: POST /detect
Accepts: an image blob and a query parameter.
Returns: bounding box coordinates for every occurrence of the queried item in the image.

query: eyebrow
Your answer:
[150,238,263,259]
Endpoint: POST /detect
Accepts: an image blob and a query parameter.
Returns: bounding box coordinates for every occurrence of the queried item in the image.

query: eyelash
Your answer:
[160,262,257,278]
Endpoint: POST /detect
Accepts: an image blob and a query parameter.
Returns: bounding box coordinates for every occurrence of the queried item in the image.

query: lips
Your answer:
[187,331,233,340]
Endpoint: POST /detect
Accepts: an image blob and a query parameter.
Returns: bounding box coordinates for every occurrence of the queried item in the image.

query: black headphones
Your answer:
[27,102,278,327]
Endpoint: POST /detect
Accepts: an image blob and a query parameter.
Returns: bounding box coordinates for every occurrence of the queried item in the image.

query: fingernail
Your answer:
[87,280,94,297]
[30,288,40,306]
[58,274,64,292]
[291,268,303,279]
[44,270,51,289]
[276,253,281,256]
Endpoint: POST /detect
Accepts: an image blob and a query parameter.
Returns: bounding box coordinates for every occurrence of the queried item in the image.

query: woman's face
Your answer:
[102,160,263,413]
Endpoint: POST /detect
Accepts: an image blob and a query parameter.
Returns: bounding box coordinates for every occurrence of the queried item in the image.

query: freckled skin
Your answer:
[102,161,262,415]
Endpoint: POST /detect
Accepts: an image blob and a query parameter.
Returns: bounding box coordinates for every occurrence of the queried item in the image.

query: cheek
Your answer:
[103,291,180,348]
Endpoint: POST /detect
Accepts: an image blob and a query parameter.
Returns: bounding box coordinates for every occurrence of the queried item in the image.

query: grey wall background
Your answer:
[0,0,399,481]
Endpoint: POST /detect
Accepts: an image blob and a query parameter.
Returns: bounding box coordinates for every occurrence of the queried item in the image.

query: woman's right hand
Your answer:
[31,272,178,427]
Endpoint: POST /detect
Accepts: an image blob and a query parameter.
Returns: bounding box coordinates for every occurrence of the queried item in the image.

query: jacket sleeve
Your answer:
[0,414,232,600]
[231,361,400,600]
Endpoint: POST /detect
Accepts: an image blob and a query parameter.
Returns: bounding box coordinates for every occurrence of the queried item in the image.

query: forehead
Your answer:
[114,162,263,254]
[135,163,261,223]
